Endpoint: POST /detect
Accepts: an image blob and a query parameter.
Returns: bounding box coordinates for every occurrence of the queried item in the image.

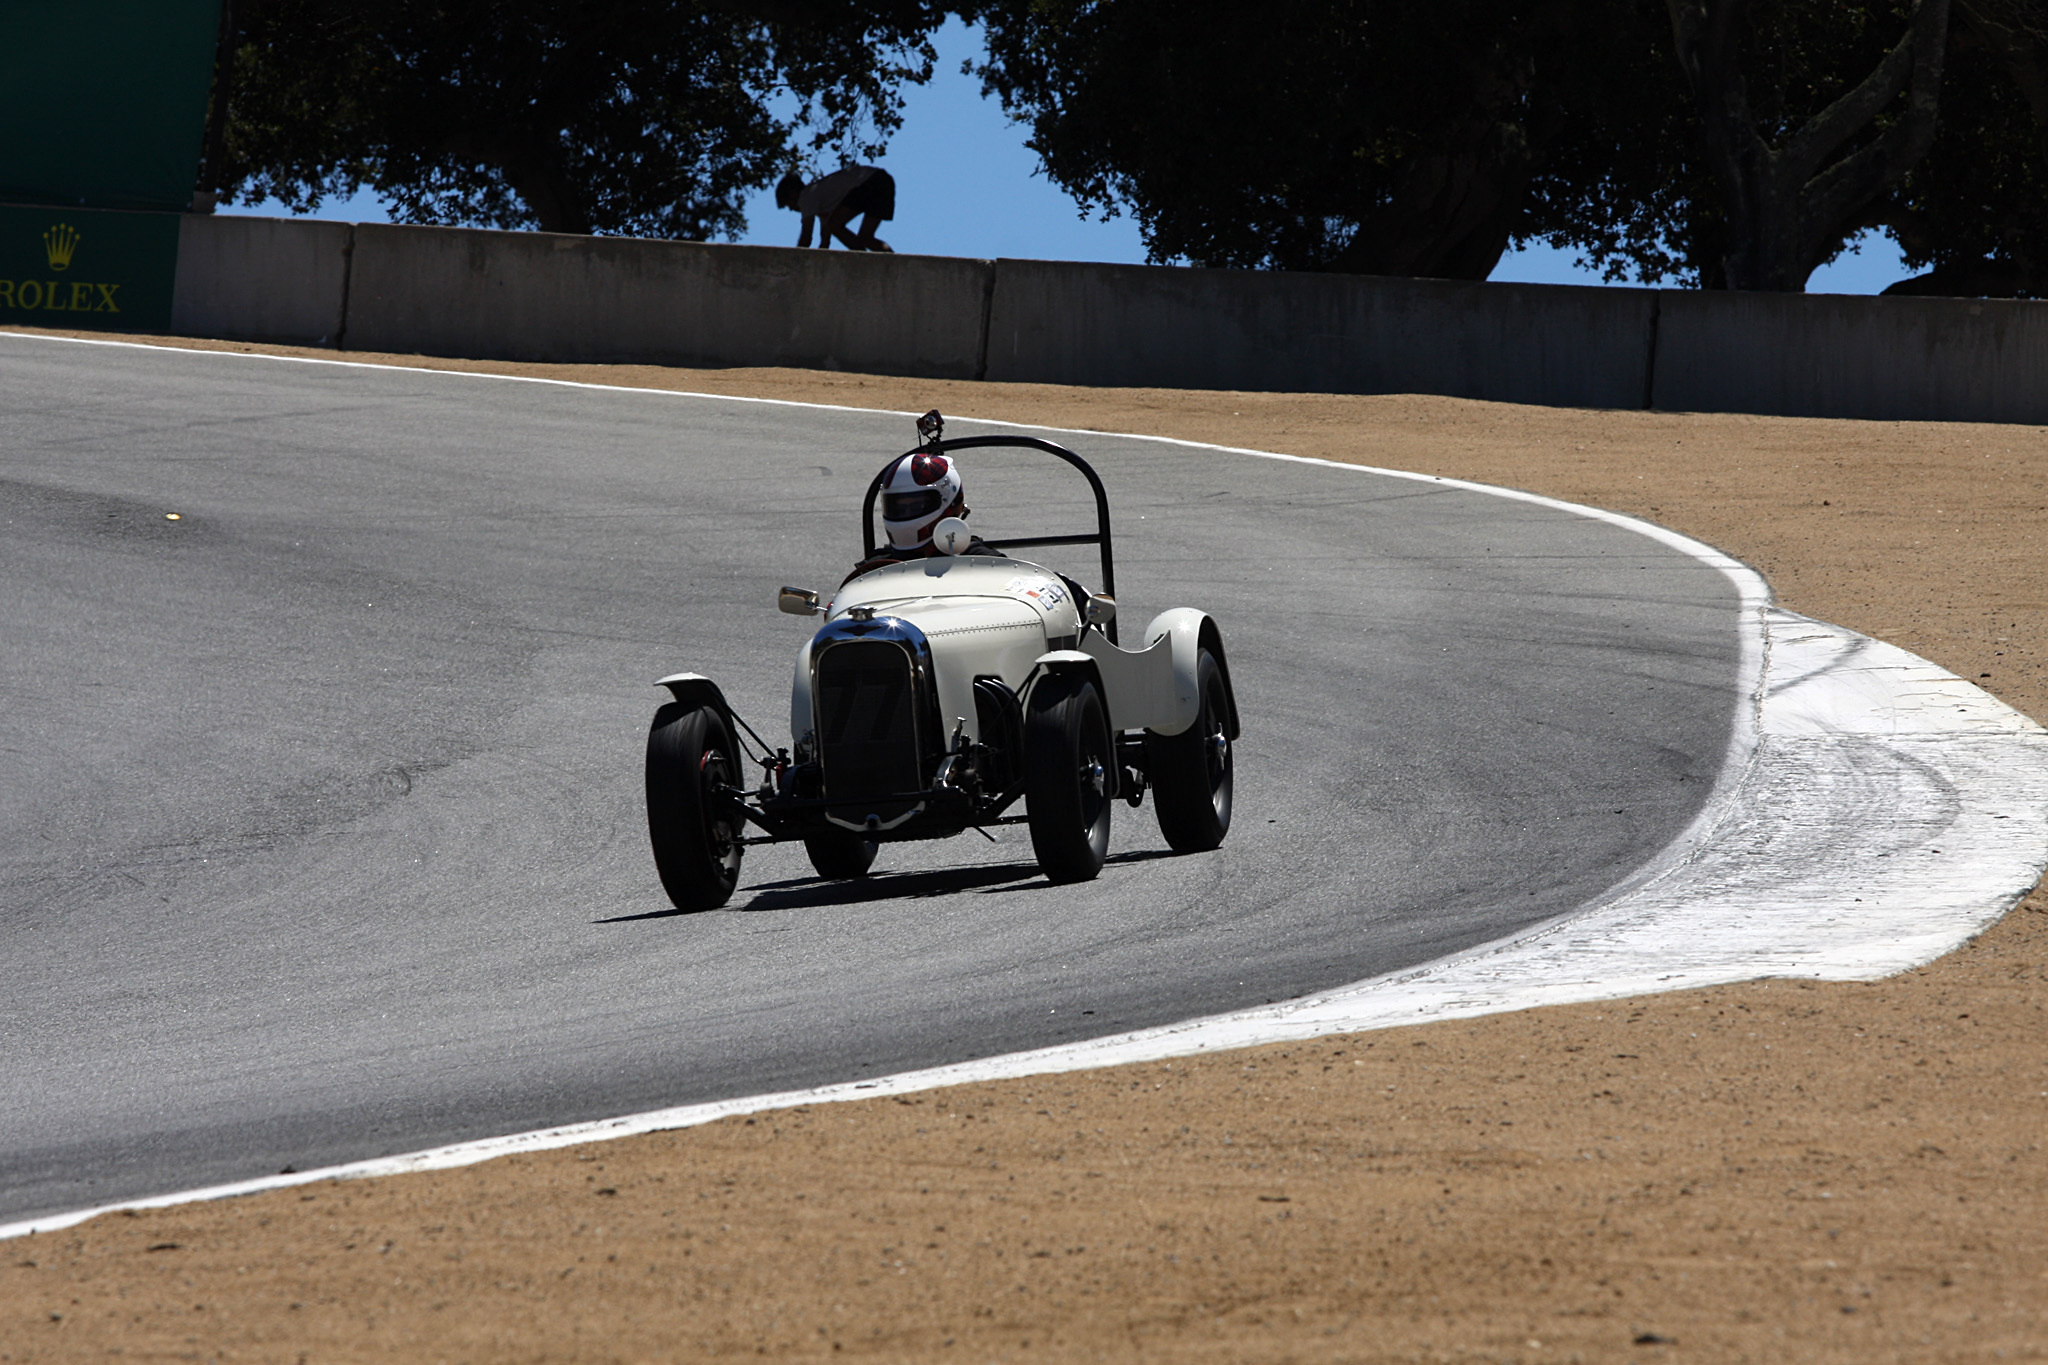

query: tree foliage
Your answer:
[1665,0,1950,291]
[976,0,1661,278]
[210,0,945,239]
[210,0,2048,293]
[1884,0,2048,293]
[978,0,2048,293]
[1523,0,1958,289]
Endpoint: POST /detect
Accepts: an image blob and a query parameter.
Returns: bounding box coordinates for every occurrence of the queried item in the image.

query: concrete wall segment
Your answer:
[166,214,2048,423]
[343,223,992,377]
[1653,288,2048,423]
[983,257,1655,409]
[171,213,351,346]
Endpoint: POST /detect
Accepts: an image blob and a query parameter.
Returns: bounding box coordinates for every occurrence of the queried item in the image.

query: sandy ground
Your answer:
[6,326,2048,1363]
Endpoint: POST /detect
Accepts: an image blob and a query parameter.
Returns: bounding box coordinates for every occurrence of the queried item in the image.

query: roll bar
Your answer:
[860,431,1118,627]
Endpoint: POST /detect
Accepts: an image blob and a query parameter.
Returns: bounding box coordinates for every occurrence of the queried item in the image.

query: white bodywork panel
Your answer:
[1078,629,1186,735]
[1125,607,1216,736]
[788,556,1200,745]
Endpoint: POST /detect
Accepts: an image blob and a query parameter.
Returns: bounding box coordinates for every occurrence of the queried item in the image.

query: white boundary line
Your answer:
[4,328,2043,1242]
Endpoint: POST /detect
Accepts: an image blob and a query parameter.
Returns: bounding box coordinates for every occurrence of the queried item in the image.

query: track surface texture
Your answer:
[0,339,1740,1224]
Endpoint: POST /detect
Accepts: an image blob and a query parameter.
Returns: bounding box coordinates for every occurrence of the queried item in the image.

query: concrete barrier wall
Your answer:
[166,213,2048,423]
[984,258,1655,410]
[172,213,350,346]
[1653,289,2048,423]
[344,223,993,378]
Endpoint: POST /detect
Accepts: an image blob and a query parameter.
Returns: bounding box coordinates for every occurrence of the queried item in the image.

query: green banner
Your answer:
[0,205,180,332]
[0,0,222,213]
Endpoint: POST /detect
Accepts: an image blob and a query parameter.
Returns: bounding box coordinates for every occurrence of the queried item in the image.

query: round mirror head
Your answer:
[930,516,972,555]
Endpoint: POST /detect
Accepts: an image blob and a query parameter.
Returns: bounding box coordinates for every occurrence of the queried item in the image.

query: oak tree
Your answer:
[1665,0,1951,291]
[975,0,2039,294]
[208,0,944,239]
[1884,0,2048,294]
[974,0,1657,278]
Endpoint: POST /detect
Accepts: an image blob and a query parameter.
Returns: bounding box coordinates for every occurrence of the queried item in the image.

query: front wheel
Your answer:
[1146,647,1234,853]
[1024,673,1113,883]
[645,701,744,910]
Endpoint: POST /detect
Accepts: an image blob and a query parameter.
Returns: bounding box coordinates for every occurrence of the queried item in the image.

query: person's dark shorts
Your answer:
[841,169,895,222]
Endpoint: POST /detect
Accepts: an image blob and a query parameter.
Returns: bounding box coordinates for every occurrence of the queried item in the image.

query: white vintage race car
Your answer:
[644,415,1239,910]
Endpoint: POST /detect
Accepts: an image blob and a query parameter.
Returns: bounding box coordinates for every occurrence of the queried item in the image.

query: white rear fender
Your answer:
[1065,633,1180,734]
[1131,609,1241,738]
[1044,611,1236,736]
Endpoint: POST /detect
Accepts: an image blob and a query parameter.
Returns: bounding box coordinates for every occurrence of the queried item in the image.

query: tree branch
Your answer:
[1782,0,1948,182]
[1799,0,1950,251]
[1957,0,2048,163]
[1668,0,1767,245]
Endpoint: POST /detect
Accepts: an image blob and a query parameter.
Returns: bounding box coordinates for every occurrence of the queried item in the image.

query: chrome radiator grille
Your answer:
[815,640,922,803]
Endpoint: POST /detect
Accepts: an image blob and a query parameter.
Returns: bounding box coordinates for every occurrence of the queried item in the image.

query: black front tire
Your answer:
[645,701,744,910]
[804,831,877,880]
[1147,648,1234,853]
[1024,673,1113,883]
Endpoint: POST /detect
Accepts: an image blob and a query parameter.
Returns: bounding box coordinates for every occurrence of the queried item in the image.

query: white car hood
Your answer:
[829,555,1083,639]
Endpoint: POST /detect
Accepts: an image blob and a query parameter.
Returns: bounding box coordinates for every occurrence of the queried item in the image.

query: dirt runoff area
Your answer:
[7,326,2048,1364]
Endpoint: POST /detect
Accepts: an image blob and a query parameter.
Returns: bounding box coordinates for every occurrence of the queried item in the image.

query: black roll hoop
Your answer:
[860,425,1119,640]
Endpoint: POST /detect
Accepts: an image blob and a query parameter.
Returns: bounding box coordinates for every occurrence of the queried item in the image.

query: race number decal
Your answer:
[1005,574,1068,613]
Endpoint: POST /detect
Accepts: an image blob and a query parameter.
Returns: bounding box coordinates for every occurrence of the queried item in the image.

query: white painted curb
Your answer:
[5,331,2046,1242]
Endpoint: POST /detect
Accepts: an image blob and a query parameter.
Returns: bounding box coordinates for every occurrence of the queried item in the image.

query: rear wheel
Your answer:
[1147,648,1233,852]
[645,701,744,910]
[804,831,877,880]
[1024,673,1113,883]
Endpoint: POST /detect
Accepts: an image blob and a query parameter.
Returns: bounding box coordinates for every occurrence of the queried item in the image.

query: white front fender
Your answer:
[789,639,814,746]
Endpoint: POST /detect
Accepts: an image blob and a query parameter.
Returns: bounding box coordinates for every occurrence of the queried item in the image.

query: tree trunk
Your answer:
[1668,0,1952,290]
[1329,118,1537,280]
[1883,259,2035,294]
[441,129,594,236]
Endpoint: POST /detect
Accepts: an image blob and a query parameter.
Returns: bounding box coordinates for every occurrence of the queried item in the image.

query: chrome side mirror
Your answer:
[1085,593,1117,627]
[778,586,821,616]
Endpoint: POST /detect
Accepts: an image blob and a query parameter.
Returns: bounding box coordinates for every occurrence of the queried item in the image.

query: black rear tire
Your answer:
[804,831,877,880]
[1147,648,1233,853]
[1024,673,1113,883]
[645,701,744,910]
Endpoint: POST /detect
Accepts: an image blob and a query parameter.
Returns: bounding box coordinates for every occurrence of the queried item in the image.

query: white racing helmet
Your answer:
[879,450,965,550]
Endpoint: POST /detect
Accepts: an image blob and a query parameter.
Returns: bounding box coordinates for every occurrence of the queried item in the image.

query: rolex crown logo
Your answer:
[43,222,79,272]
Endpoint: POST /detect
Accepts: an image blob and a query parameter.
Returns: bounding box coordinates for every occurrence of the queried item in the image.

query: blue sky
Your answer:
[226,16,1911,295]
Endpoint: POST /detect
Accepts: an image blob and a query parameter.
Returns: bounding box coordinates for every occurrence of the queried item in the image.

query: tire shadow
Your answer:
[598,847,1186,922]
[732,861,1042,911]
[968,846,1182,894]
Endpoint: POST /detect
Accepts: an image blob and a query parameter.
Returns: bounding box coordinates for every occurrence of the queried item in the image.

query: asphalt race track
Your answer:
[0,337,1742,1224]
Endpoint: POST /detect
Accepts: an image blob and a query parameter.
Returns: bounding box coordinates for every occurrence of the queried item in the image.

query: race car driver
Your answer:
[843,448,1005,583]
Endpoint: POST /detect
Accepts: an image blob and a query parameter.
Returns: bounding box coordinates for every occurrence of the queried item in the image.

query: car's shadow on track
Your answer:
[731,861,1041,911]
[970,847,1183,894]
[597,849,1184,922]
